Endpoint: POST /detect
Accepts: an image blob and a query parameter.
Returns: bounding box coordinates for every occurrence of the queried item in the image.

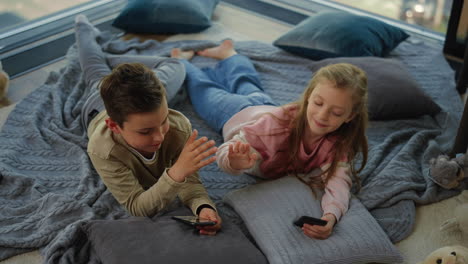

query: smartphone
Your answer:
[171,216,216,227]
[293,216,328,227]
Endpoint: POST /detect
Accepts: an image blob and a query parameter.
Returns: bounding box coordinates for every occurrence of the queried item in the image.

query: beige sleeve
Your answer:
[177,172,217,215]
[163,119,217,215]
[89,154,187,217]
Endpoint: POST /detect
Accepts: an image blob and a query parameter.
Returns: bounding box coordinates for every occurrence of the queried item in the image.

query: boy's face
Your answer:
[106,99,170,156]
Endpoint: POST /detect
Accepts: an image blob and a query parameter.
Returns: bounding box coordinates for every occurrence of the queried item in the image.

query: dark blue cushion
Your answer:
[112,0,220,34]
[273,11,409,60]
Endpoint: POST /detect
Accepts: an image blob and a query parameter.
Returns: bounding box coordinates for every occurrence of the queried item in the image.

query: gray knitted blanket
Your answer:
[0,32,463,263]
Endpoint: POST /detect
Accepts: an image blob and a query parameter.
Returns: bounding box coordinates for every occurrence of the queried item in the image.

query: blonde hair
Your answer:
[288,63,368,191]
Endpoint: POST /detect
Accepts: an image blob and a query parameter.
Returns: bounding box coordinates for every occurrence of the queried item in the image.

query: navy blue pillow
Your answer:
[273,11,409,60]
[112,0,220,34]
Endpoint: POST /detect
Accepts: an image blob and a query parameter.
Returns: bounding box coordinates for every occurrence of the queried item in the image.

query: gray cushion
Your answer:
[273,11,409,60]
[308,56,441,120]
[224,176,404,264]
[82,207,267,264]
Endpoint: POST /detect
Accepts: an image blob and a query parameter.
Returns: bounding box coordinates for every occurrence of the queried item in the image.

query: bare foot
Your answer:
[197,39,237,60]
[170,48,195,60]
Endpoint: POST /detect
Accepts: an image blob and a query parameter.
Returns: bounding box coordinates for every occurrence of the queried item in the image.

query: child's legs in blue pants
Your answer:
[182,55,277,133]
[211,54,265,95]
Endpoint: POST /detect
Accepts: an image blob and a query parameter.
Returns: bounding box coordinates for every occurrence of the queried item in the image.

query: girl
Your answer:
[171,40,368,239]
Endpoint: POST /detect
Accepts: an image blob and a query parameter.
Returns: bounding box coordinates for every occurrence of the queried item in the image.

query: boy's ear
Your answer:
[105,118,121,134]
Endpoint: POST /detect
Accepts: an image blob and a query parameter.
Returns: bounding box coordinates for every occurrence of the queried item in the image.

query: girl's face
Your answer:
[107,99,170,157]
[305,80,355,138]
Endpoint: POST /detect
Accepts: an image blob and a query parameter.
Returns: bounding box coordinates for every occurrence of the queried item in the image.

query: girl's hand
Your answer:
[168,130,217,182]
[228,141,258,170]
[302,213,336,240]
[197,208,222,236]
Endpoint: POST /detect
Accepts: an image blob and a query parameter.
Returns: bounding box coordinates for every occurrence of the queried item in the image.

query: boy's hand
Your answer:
[168,130,217,182]
[302,213,336,240]
[197,208,222,236]
[228,141,258,170]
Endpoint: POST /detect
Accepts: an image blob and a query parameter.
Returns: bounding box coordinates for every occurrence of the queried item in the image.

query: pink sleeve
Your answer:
[216,139,244,175]
[216,130,264,176]
[321,165,352,221]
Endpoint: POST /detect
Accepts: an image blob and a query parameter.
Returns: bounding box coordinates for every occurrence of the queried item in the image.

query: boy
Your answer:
[75,15,221,235]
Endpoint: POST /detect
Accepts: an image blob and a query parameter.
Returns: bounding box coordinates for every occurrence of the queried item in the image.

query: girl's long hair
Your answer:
[287,63,369,191]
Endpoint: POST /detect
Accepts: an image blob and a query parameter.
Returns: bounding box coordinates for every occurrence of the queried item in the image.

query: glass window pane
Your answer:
[329,0,453,34]
[0,0,94,34]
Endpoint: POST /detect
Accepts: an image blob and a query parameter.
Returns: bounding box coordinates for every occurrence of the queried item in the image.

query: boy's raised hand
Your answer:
[228,141,258,170]
[168,130,217,182]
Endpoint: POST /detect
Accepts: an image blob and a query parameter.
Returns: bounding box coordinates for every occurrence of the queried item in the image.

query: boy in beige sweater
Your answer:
[75,14,221,235]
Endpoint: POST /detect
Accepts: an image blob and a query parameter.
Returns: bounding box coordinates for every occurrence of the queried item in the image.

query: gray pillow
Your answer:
[308,56,441,120]
[223,176,404,264]
[82,207,267,264]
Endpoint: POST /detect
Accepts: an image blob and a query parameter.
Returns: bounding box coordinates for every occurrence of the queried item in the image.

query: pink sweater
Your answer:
[218,105,352,220]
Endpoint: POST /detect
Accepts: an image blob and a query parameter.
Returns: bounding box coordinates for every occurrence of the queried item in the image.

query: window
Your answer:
[329,0,453,35]
[0,0,124,56]
[273,0,449,41]
[0,0,125,77]
[0,0,94,35]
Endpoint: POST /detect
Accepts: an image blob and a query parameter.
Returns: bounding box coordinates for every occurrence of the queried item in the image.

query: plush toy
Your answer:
[429,152,467,189]
[440,191,468,237]
[418,245,468,264]
[0,61,11,108]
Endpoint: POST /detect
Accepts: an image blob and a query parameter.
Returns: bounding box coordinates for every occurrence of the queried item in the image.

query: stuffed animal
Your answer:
[418,245,468,264]
[429,152,467,189]
[0,61,11,108]
[440,191,468,237]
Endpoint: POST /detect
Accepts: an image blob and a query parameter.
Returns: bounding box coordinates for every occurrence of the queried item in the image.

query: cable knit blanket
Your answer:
[0,32,464,263]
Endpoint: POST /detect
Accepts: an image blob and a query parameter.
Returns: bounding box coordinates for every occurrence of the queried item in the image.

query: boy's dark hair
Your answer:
[99,63,166,127]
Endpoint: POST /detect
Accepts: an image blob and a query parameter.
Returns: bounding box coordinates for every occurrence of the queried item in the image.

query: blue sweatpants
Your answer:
[181,55,277,134]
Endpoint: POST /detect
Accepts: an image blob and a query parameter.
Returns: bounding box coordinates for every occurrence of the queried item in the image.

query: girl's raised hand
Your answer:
[168,129,217,182]
[228,141,258,170]
[302,213,337,240]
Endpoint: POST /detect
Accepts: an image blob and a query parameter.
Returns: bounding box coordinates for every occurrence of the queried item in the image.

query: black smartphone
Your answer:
[293,216,328,227]
[171,216,216,227]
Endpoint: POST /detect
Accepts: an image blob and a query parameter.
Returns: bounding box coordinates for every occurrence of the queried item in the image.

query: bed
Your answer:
[0,2,466,264]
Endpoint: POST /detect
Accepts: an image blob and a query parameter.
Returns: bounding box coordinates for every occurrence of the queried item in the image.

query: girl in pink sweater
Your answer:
[171,40,369,239]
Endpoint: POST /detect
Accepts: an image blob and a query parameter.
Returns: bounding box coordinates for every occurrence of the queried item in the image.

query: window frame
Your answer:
[443,0,466,61]
[0,0,126,78]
